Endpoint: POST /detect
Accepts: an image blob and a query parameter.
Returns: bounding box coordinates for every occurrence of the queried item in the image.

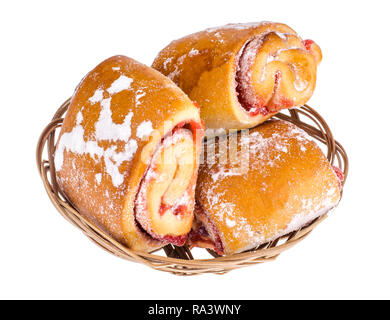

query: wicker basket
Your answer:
[36,100,348,276]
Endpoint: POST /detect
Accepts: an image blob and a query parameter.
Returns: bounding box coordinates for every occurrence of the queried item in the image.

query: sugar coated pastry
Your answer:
[55,55,204,252]
[190,120,341,255]
[153,22,322,131]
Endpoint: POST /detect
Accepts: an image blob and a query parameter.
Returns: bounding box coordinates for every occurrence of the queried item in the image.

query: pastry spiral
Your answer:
[55,55,204,252]
[153,22,322,131]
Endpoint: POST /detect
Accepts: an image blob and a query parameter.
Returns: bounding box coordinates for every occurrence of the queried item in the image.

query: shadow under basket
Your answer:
[36,100,348,276]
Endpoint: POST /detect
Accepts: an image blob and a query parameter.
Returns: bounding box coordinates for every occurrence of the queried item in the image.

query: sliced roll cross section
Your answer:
[153,22,322,131]
[135,127,198,246]
[236,30,321,114]
[55,55,204,252]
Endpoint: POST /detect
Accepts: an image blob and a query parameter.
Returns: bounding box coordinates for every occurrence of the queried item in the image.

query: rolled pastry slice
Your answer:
[55,55,204,252]
[153,22,322,131]
[191,120,341,255]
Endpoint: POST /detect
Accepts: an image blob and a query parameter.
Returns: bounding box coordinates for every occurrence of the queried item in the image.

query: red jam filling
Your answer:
[157,119,203,218]
[134,218,187,246]
[188,204,224,255]
[159,203,188,217]
[276,96,294,109]
[188,226,224,255]
[235,39,271,117]
[302,39,315,51]
[332,165,344,189]
[134,120,204,247]
[235,42,294,116]
[161,234,187,246]
[172,119,205,143]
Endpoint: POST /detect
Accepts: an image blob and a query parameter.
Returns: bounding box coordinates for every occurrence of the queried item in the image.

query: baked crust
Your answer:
[194,120,341,255]
[153,22,321,130]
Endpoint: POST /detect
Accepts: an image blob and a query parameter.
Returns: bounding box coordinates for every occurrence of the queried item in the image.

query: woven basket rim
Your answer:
[36,100,348,275]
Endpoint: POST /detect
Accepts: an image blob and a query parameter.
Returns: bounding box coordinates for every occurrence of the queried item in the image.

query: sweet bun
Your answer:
[153,22,321,131]
[190,120,341,255]
[55,55,204,252]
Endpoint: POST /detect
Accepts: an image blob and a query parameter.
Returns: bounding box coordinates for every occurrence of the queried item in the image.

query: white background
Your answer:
[1,0,389,299]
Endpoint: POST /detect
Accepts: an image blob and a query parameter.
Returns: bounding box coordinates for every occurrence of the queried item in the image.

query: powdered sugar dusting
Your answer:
[95,173,102,185]
[198,120,339,252]
[95,98,133,141]
[205,22,269,33]
[107,75,133,95]
[167,55,186,80]
[276,185,339,240]
[135,89,146,107]
[54,110,104,170]
[76,110,83,123]
[55,75,140,187]
[274,31,287,40]
[211,168,243,182]
[225,217,236,228]
[136,120,154,140]
[103,140,138,187]
[88,89,104,104]
[188,48,199,57]
[204,121,316,185]
[162,57,172,70]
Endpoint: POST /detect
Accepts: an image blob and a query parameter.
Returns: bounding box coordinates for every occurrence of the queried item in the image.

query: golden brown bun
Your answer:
[153,22,322,131]
[193,120,341,255]
[55,55,204,252]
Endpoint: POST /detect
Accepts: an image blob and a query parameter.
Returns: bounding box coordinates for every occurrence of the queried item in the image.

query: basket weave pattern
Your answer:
[36,100,348,275]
